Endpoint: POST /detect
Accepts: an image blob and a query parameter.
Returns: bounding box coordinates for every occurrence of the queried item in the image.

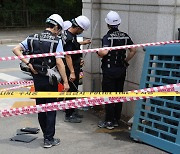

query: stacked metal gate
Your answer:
[130,44,180,154]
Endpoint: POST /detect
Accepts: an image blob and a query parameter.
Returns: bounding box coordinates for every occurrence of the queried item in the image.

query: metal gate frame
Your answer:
[130,44,180,154]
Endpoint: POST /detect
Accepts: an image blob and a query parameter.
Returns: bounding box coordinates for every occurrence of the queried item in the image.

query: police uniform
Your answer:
[63,30,82,117]
[20,30,64,141]
[101,28,133,123]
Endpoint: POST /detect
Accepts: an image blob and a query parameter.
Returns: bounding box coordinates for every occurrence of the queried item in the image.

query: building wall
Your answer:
[82,0,180,117]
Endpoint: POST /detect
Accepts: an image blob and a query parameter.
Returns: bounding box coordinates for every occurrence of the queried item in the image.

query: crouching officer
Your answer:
[12,14,69,148]
[97,11,136,129]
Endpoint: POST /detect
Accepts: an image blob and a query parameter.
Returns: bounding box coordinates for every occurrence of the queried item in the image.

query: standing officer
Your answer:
[63,15,91,123]
[97,11,136,129]
[12,14,69,148]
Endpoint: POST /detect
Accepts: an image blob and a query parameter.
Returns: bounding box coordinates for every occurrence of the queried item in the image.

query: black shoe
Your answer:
[44,138,60,148]
[98,121,107,128]
[106,122,115,130]
[98,121,114,130]
[64,115,82,123]
[73,109,84,118]
[73,112,83,118]
[113,120,119,127]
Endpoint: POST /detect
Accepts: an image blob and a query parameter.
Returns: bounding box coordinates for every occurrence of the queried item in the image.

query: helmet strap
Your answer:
[71,19,80,28]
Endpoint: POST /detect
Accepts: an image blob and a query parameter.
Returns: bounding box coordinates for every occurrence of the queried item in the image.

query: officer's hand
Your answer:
[97,49,109,58]
[63,82,69,92]
[28,63,38,74]
[69,72,76,82]
[82,39,91,45]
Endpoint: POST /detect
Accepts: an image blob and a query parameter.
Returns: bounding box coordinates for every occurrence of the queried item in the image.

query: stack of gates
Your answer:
[130,44,180,153]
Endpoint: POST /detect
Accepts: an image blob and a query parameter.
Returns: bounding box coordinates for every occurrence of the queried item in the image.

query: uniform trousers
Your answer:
[33,75,58,141]
[102,69,126,122]
[65,66,80,117]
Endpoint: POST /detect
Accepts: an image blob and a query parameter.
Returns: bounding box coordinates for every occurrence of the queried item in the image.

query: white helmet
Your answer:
[63,20,72,30]
[105,11,121,25]
[74,15,90,31]
[46,14,64,30]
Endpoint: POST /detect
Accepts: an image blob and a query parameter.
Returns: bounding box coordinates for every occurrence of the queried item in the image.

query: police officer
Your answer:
[12,14,69,148]
[97,11,136,129]
[63,15,91,123]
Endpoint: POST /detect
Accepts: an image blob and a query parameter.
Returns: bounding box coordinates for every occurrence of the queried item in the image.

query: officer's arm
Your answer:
[56,58,69,85]
[13,44,38,74]
[65,55,76,81]
[79,39,91,45]
[97,36,109,58]
[125,47,136,62]
[12,44,29,65]
[65,55,75,74]
[97,49,109,58]
[64,41,76,81]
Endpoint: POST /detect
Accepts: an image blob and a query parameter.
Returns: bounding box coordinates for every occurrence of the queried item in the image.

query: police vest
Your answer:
[27,30,59,69]
[101,29,131,69]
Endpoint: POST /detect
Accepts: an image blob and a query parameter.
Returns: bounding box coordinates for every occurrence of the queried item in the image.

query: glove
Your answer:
[47,66,61,85]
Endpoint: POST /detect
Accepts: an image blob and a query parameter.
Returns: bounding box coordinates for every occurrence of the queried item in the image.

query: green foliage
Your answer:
[0,0,82,27]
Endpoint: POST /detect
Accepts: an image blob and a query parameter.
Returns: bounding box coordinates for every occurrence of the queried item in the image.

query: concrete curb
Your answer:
[0,39,21,44]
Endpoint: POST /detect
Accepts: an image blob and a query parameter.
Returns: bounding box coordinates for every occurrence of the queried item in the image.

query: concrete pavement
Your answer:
[0,109,167,154]
[0,28,43,44]
[0,28,168,154]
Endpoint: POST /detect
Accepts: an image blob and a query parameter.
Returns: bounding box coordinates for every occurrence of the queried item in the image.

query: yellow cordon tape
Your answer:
[0,83,179,118]
[0,91,180,98]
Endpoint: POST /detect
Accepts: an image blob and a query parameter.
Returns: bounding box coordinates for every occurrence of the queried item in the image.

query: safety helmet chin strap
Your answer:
[71,19,80,28]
